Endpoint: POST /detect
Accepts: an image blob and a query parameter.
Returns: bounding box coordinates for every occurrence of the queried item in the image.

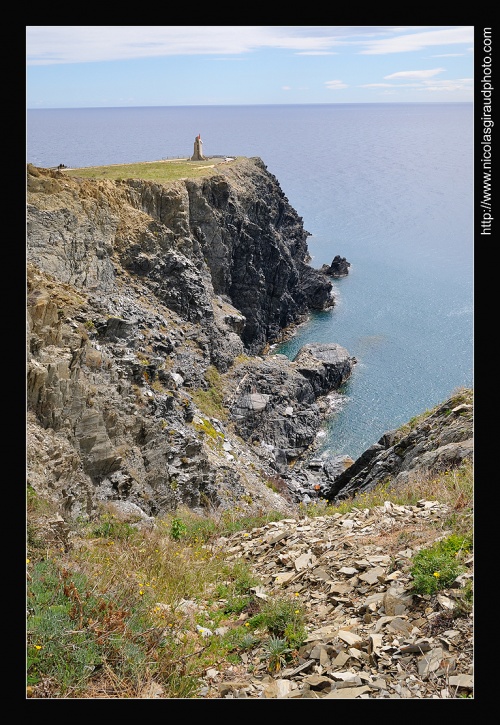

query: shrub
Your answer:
[170,517,188,541]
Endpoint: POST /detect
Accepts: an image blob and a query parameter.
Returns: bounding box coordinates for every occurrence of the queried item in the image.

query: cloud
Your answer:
[359,26,473,54]
[26,25,472,66]
[384,68,445,80]
[26,26,345,65]
[420,78,473,92]
[361,77,472,92]
[296,51,338,56]
[325,80,348,90]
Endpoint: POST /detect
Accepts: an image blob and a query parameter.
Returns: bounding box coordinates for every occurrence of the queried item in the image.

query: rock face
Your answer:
[26,160,346,521]
[121,157,334,353]
[227,345,355,463]
[320,391,473,503]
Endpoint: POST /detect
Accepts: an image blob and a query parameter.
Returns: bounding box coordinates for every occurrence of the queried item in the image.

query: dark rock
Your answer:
[321,255,351,278]
[322,391,473,502]
[26,160,349,520]
[293,343,356,397]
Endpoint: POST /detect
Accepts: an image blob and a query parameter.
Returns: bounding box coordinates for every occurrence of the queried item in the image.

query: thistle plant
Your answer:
[263,636,291,673]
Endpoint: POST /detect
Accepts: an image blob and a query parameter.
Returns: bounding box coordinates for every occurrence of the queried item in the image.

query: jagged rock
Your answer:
[321,255,351,278]
[26,160,473,541]
[293,343,356,397]
[226,351,354,463]
[322,390,473,502]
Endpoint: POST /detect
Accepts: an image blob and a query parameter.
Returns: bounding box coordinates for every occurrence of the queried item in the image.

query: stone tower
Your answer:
[191,134,205,161]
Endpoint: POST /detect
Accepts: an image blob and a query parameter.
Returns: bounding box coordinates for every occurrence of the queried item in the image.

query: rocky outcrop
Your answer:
[320,390,473,502]
[124,157,334,352]
[226,344,355,462]
[321,255,351,278]
[26,161,347,522]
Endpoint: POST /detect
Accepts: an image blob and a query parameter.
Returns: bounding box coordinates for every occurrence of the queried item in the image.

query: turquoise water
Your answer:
[27,103,473,459]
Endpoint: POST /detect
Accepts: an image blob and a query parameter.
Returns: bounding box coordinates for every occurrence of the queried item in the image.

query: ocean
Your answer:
[26,103,474,460]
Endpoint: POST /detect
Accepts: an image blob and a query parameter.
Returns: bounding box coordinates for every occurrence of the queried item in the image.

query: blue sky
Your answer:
[26,26,474,108]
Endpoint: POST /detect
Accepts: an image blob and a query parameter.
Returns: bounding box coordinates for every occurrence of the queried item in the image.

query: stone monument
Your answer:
[191,134,206,161]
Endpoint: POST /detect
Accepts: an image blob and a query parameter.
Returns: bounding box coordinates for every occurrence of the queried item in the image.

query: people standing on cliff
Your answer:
[191,134,205,161]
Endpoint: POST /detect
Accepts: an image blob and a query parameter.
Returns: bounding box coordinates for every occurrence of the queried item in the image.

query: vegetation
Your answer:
[62,158,245,184]
[26,453,472,699]
[410,533,472,595]
[190,366,228,421]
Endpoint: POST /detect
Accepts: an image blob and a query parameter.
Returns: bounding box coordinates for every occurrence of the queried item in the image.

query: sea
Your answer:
[26,103,474,461]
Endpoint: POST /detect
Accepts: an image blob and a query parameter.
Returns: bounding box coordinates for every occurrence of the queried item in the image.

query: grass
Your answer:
[190,366,228,421]
[410,533,472,595]
[26,456,473,699]
[62,157,245,184]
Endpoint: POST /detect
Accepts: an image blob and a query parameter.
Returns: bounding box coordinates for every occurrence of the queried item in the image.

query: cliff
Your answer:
[26,159,352,521]
[26,159,473,525]
[26,159,473,701]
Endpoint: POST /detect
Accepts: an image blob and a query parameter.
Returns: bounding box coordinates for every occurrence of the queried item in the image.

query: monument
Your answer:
[191,134,206,161]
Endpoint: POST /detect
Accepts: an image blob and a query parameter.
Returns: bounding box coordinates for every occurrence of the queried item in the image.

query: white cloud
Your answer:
[359,26,473,54]
[296,51,338,56]
[26,26,473,66]
[26,26,344,65]
[384,68,445,80]
[362,77,472,92]
[325,80,348,90]
[420,78,473,91]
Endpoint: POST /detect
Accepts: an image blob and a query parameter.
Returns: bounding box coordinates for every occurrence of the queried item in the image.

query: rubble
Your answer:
[199,500,473,698]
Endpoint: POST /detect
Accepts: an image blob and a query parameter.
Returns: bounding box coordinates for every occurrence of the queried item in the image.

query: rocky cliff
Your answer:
[27,159,354,521]
[26,159,472,526]
[319,389,473,502]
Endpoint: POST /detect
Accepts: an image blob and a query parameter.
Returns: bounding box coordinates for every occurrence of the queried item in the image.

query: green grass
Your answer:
[248,596,307,652]
[410,533,472,595]
[62,157,245,184]
[190,366,228,421]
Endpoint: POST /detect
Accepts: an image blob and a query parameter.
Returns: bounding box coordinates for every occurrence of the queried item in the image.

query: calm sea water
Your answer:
[26,104,473,459]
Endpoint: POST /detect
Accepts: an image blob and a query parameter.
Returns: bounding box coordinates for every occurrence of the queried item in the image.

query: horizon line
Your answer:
[27,100,474,111]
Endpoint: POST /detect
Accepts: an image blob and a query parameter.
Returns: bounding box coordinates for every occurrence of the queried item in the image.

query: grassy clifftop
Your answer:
[62,156,246,183]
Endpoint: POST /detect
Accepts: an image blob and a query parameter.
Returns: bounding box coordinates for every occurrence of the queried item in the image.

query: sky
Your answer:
[26,26,475,108]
